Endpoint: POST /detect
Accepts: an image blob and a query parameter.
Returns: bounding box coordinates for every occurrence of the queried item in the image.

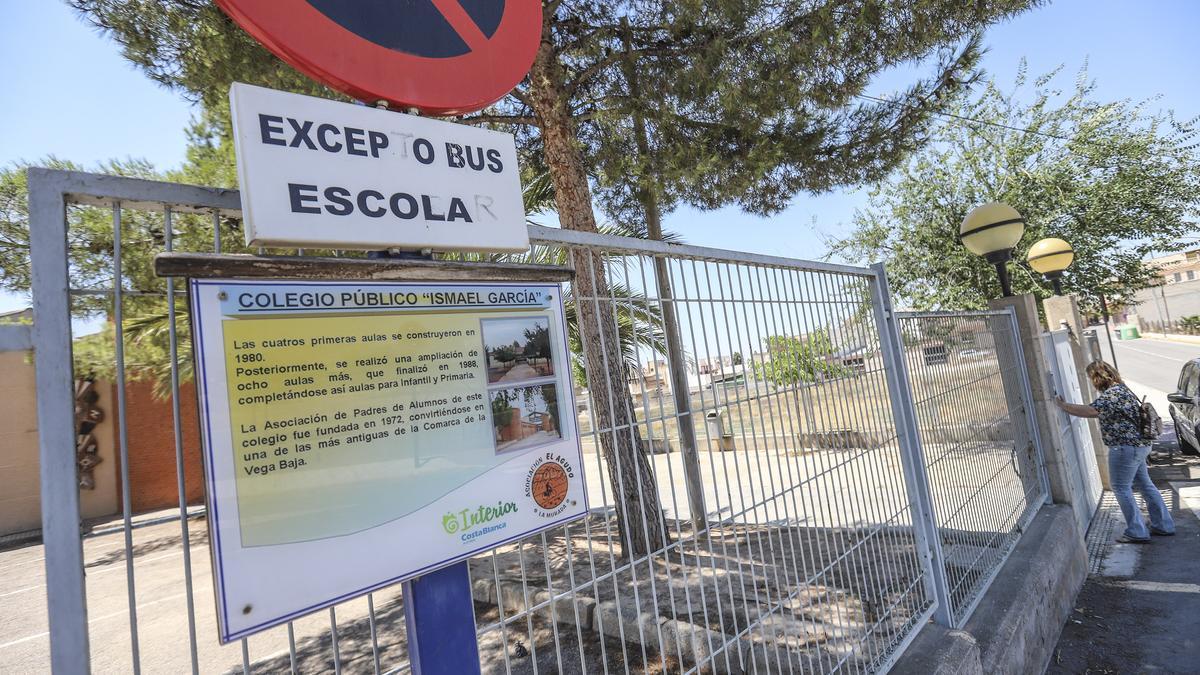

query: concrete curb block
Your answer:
[1140,332,1200,345]
[471,576,756,673]
[891,625,982,675]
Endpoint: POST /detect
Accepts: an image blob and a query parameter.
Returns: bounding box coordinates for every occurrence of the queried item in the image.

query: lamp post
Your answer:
[1026,237,1074,295]
[959,202,1026,297]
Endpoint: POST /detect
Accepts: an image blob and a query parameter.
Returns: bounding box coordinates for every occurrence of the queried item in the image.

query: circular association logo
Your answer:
[531,462,569,510]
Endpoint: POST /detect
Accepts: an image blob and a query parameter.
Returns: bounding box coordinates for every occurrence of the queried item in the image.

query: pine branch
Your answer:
[458,114,538,127]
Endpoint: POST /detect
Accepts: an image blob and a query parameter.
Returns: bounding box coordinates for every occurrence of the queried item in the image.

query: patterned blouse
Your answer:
[1091,383,1145,447]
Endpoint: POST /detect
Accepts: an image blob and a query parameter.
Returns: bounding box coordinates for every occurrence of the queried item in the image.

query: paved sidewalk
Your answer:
[1140,332,1200,346]
[1048,455,1200,674]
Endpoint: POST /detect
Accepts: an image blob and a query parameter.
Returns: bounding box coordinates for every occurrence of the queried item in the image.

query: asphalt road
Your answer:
[1085,331,1198,396]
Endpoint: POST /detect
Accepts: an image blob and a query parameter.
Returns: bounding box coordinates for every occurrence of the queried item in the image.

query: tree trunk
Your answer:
[527,13,665,557]
[618,19,707,532]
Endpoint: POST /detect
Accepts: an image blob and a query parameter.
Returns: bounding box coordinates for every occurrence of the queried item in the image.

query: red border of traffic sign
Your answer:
[216,0,542,115]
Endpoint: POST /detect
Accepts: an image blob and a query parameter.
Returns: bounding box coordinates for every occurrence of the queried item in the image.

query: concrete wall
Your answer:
[1043,295,1111,489]
[988,295,1080,512]
[0,353,119,535]
[1129,278,1200,326]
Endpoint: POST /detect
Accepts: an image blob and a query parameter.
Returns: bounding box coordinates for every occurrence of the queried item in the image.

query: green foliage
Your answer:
[70,0,1040,224]
[832,64,1200,311]
[753,329,847,386]
[1180,315,1200,334]
[488,343,516,364]
[65,0,1043,555]
[491,391,514,429]
[523,323,551,361]
[462,219,673,386]
[0,142,254,389]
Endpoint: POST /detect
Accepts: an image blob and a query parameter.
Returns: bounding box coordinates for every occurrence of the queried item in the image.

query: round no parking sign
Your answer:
[217,0,542,115]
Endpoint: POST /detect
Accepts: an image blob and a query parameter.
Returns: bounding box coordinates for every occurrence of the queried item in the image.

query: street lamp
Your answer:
[1026,237,1074,295]
[959,202,1026,297]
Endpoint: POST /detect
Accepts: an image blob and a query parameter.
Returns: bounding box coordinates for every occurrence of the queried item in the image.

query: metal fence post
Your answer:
[29,168,92,673]
[868,263,953,627]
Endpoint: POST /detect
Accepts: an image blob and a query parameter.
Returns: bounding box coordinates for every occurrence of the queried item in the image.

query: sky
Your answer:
[2,0,1199,317]
[482,316,548,350]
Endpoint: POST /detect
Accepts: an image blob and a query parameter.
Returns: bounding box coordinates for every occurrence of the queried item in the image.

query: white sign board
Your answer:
[229,82,529,252]
[190,278,586,642]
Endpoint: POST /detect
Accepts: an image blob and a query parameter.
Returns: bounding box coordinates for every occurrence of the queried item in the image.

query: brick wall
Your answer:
[116,379,206,513]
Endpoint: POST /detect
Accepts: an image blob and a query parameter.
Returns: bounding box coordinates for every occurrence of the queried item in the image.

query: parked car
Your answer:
[1167,358,1200,456]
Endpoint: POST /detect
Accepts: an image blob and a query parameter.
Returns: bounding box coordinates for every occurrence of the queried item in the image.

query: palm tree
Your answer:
[464,173,681,385]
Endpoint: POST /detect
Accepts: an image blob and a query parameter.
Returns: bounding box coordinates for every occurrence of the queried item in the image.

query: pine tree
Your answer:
[72,0,1040,556]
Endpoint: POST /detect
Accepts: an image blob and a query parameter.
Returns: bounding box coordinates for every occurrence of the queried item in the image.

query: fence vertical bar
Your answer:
[164,206,202,674]
[868,263,954,627]
[112,202,144,673]
[29,168,91,674]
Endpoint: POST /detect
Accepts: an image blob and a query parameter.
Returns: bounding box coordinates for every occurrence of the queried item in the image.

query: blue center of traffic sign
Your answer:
[306,0,505,58]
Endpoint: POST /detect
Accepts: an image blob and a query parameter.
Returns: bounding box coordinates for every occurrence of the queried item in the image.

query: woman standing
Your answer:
[1055,361,1175,543]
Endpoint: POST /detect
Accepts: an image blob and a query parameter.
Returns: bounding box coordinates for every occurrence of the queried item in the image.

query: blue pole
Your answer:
[404,562,482,675]
[376,246,476,674]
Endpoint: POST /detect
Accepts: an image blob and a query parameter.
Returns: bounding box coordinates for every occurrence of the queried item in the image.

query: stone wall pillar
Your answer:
[988,294,1080,512]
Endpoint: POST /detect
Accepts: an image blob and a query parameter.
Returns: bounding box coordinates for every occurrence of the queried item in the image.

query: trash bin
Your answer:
[705,411,725,438]
[705,411,736,451]
[1118,326,1140,340]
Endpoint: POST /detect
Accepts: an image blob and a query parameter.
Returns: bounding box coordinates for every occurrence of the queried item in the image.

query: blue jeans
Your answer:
[1108,444,1174,540]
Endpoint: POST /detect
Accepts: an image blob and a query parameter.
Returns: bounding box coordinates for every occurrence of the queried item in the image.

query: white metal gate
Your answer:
[1042,329,1103,533]
[895,310,1050,627]
[13,169,1050,673]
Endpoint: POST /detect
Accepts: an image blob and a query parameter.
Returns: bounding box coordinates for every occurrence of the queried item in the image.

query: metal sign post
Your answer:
[404,563,481,675]
[206,0,549,667]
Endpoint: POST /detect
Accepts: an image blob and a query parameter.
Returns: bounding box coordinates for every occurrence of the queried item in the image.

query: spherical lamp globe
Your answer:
[959,202,1025,259]
[1027,237,1074,295]
[959,202,1026,296]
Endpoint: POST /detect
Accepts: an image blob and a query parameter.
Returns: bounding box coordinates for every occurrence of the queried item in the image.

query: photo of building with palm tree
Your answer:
[491,384,561,454]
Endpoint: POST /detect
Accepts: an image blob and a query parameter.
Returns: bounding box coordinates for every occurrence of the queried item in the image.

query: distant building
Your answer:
[1125,247,1200,328]
[826,345,871,372]
[1145,247,1200,285]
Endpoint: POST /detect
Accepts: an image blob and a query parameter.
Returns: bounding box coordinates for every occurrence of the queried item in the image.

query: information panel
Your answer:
[190,278,587,642]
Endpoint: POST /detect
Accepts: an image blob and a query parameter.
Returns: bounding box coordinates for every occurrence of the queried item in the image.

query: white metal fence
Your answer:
[14,169,1046,673]
[896,311,1050,626]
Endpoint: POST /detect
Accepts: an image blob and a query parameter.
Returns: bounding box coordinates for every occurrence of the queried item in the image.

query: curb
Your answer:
[469,575,769,673]
[1139,333,1200,346]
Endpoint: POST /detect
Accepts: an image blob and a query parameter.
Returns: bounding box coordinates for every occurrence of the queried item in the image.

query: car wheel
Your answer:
[1173,414,1200,456]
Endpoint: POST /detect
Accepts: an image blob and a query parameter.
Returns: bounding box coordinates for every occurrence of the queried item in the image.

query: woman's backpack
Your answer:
[1138,395,1163,441]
